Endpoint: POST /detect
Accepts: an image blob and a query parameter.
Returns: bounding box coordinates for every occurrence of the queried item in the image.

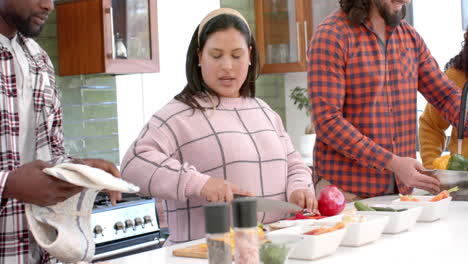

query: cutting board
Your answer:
[172,238,267,259]
[172,242,234,259]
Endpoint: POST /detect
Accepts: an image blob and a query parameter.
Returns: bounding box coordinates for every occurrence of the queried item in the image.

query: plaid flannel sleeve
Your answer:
[0,171,10,210]
[307,25,393,170]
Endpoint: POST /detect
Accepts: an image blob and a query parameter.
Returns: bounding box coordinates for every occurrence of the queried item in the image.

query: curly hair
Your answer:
[339,0,406,25]
[339,0,372,25]
[445,30,468,77]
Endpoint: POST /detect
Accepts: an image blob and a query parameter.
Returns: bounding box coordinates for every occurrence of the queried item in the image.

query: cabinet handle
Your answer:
[296,22,301,62]
[105,7,115,59]
[304,21,308,55]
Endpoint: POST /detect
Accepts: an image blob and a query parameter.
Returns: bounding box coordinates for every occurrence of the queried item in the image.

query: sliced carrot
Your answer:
[303,222,345,235]
[399,194,420,202]
[430,186,459,202]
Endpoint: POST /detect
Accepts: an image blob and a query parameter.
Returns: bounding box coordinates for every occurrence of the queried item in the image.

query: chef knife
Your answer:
[233,194,302,213]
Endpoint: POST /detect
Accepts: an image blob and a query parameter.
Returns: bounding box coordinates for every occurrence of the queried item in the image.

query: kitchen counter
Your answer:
[105,196,468,264]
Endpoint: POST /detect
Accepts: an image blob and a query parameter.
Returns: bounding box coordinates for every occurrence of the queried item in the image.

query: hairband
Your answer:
[198,8,251,44]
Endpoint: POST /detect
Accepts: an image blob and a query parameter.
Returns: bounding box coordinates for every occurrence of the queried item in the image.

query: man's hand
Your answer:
[3,160,83,206]
[289,188,318,214]
[386,155,440,194]
[200,178,254,203]
[74,158,122,205]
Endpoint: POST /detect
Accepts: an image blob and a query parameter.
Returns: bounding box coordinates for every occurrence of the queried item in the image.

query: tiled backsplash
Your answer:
[36,10,120,164]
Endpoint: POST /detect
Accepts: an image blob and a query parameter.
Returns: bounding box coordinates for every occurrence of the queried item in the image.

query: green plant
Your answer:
[289,86,314,134]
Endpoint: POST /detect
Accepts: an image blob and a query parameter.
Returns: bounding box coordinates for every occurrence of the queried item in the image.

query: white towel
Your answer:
[25,163,139,263]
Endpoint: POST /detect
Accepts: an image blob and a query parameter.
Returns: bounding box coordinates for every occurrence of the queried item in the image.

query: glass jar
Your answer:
[232,197,259,264]
[204,203,231,264]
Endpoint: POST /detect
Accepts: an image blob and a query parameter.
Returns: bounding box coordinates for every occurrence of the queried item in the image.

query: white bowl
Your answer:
[260,234,304,264]
[392,196,452,222]
[266,223,346,260]
[317,214,389,247]
[268,215,340,231]
[356,205,422,234]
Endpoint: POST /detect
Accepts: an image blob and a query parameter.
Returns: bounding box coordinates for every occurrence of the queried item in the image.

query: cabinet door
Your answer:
[57,0,159,76]
[103,0,159,73]
[255,0,309,74]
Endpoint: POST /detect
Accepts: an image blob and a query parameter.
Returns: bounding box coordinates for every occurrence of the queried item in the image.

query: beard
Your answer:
[374,0,406,27]
[5,12,45,38]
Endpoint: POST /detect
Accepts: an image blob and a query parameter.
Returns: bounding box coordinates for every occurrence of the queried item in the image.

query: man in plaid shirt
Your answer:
[308,0,466,200]
[0,0,120,263]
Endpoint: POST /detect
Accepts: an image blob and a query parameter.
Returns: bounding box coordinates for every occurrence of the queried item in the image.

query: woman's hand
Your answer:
[73,158,122,205]
[289,188,318,214]
[200,178,254,203]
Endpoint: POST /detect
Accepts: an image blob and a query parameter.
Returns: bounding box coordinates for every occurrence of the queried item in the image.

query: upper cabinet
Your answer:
[57,0,159,76]
[254,0,338,74]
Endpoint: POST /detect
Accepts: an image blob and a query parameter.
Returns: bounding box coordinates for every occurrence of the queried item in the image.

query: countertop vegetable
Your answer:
[259,242,289,264]
[447,154,468,171]
[318,185,346,216]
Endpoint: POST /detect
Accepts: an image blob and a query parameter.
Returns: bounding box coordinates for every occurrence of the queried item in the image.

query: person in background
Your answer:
[308,0,467,201]
[0,0,120,263]
[121,8,317,245]
[419,29,468,169]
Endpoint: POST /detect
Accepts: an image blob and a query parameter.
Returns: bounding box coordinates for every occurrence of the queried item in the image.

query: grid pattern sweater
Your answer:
[121,96,312,244]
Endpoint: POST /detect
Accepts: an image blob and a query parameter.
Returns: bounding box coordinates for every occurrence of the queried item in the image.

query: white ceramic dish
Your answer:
[268,215,341,231]
[392,196,452,222]
[317,214,389,247]
[266,223,346,260]
[356,204,422,234]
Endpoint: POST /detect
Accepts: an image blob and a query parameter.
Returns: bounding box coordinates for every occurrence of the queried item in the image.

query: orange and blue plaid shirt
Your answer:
[0,34,67,263]
[308,10,465,197]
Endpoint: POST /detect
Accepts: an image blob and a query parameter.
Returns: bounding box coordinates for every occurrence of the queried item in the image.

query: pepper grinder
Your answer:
[204,203,231,264]
[232,197,259,264]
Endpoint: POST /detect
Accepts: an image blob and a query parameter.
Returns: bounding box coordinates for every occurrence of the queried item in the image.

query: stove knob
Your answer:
[134,217,143,227]
[144,215,153,226]
[93,225,103,236]
[114,221,124,232]
[125,219,135,230]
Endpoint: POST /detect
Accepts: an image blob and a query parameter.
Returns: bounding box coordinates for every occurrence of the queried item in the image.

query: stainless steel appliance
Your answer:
[90,193,167,261]
[423,169,468,201]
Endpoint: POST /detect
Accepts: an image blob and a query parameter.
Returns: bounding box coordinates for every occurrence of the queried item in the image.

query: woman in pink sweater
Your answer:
[121,8,316,245]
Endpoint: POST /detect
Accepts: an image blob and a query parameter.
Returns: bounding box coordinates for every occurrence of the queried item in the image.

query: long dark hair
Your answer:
[175,14,259,111]
[339,0,406,25]
[445,30,468,77]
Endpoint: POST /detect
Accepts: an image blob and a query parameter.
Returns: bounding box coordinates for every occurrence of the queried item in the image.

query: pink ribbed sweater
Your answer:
[121,96,312,244]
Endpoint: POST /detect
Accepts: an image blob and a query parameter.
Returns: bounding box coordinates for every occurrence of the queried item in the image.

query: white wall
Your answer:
[412,0,464,111]
[116,0,220,162]
[284,72,309,151]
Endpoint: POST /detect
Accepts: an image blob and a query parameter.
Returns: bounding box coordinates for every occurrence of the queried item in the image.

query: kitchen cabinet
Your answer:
[254,0,337,74]
[56,0,159,76]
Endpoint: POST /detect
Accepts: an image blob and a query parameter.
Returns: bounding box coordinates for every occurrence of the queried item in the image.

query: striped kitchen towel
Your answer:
[25,163,139,263]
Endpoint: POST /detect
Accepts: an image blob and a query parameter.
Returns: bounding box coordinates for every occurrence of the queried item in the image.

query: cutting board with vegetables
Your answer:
[172,242,219,259]
[173,227,265,259]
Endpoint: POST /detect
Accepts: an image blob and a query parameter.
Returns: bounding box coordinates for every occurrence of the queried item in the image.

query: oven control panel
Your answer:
[91,199,160,244]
